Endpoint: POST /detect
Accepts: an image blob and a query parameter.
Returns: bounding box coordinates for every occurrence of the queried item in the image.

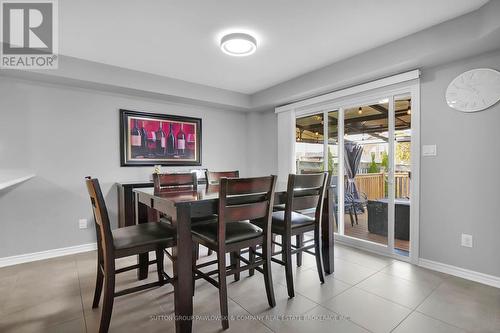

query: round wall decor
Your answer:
[445,68,500,112]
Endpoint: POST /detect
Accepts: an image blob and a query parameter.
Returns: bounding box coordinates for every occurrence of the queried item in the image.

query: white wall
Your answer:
[0,78,248,257]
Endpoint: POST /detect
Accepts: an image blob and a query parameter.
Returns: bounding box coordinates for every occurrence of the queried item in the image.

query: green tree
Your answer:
[381,151,389,170]
[368,152,379,173]
[328,147,337,175]
[381,151,389,197]
[396,142,411,164]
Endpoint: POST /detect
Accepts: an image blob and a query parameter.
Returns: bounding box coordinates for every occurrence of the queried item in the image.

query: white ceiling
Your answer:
[59,0,489,94]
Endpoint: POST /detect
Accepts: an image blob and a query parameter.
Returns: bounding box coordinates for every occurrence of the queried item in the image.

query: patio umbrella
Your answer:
[344,141,363,199]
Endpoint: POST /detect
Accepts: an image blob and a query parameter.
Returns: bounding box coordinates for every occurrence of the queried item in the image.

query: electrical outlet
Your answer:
[461,233,473,248]
[79,219,88,229]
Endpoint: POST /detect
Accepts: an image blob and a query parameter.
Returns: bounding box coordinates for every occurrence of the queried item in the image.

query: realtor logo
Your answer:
[1,0,58,69]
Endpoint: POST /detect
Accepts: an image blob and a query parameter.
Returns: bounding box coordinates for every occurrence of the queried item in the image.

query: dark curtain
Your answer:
[344,141,363,199]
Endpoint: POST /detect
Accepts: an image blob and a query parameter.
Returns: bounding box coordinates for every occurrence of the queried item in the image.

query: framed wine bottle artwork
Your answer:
[120,109,202,166]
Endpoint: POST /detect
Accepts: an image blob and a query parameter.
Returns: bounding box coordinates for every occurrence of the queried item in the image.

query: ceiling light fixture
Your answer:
[220,33,257,56]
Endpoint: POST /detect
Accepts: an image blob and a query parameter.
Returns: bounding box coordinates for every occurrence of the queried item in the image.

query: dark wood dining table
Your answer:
[133,183,335,333]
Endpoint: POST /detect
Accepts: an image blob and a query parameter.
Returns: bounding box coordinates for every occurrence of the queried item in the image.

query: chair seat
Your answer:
[253,211,315,233]
[191,220,262,245]
[113,222,175,252]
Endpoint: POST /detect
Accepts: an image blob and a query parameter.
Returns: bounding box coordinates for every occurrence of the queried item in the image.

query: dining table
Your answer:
[133,182,335,333]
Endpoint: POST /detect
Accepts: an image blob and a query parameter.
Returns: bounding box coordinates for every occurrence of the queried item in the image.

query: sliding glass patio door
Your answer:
[294,88,417,261]
[342,100,390,248]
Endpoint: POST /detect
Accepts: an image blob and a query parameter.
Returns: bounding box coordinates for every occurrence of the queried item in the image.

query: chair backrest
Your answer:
[85,177,113,263]
[191,168,208,184]
[284,173,328,228]
[218,175,277,245]
[153,172,198,192]
[205,170,239,185]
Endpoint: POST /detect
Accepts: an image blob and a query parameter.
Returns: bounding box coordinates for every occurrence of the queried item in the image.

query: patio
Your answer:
[343,212,410,253]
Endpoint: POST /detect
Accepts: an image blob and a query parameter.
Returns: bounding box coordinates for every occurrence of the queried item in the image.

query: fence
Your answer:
[353,172,410,199]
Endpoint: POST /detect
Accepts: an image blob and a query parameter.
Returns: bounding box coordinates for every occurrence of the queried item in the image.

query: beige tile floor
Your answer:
[1,244,499,333]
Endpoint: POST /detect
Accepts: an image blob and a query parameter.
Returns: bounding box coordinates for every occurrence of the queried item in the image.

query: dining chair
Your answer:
[203,170,239,256]
[191,176,277,329]
[85,177,175,333]
[153,172,198,192]
[205,170,239,185]
[153,172,199,226]
[252,172,328,298]
[153,172,216,258]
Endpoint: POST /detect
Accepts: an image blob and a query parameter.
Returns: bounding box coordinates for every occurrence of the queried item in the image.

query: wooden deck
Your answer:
[340,211,409,253]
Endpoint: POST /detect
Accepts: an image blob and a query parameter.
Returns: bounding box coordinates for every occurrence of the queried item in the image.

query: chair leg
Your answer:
[354,207,358,225]
[230,251,240,281]
[192,243,198,296]
[271,234,277,255]
[195,244,200,260]
[249,246,256,276]
[349,208,355,227]
[296,234,303,267]
[99,264,116,333]
[282,234,295,298]
[263,236,276,307]
[314,226,325,284]
[92,264,104,308]
[217,251,229,330]
[155,249,165,285]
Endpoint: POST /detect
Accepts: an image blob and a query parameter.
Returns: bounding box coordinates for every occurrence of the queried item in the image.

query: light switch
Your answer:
[422,145,437,156]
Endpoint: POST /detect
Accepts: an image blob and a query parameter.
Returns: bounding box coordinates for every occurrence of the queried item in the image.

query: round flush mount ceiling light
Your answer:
[220,33,257,56]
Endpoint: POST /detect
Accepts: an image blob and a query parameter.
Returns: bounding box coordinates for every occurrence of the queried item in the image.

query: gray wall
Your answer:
[0,78,249,257]
[246,50,500,278]
[1,51,499,279]
[251,0,500,110]
[245,111,277,177]
[420,50,500,277]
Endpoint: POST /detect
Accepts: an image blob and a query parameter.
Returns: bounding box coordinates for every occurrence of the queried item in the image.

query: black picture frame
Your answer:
[120,109,202,166]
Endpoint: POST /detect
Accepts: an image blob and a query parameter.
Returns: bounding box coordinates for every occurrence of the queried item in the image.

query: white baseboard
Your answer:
[335,239,500,288]
[0,243,97,268]
[419,258,500,289]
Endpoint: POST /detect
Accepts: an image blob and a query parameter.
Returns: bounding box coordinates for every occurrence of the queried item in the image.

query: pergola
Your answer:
[296,99,412,144]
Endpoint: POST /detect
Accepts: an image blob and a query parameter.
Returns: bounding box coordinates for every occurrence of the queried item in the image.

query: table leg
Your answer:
[321,188,335,274]
[135,193,149,280]
[172,204,193,333]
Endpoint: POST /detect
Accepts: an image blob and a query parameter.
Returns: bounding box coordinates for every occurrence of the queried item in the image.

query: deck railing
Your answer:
[353,172,410,199]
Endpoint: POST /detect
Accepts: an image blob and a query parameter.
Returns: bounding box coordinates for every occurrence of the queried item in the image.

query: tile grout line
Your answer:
[75,256,90,333]
[311,303,377,333]
[227,294,277,333]
[388,275,446,333]
[389,309,414,333]
[353,270,440,311]
[66,248,452,332]
[298,257,394,306]
[412,309,471,332]
[408,277,473,333]
[316,260,410,332]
